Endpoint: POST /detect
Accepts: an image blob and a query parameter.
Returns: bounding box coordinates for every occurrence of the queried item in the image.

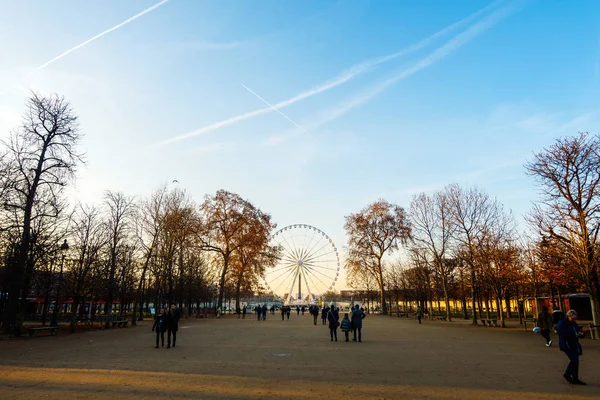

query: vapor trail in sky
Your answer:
[37,0,169,70]
[157,0,503,146]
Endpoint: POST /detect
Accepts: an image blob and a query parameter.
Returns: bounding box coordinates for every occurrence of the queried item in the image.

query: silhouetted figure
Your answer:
[351,304,366,342]
[256,305,262,321]
[242,305,247,319]
[327,306,339,342]
[296,306,300,315]
[558,310,585,385]
[262,304,267,320]
[286,306,291,319]
[538,306,554,346]
[167,304,180,348]
[301,306,305,315]
[312,305,319,325]
[416,306,424,324]
[152,308,167,348]
[321,307,328,325]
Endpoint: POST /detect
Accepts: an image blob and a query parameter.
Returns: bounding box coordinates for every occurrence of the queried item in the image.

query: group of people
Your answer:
[316,304,366,342]
[537,306,587,385]
[151,304,181,349]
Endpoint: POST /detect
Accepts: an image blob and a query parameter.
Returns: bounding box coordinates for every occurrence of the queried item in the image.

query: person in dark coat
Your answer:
[552,307,564,332]
[242,305,247,319]
[286,306,291,319]
[301,306,305,315]
[167,304,180,348]
[256,305,262,321]
[558,310,585,385]
[281,306,286,321]
[327,305,339,342]
[152,309,167,348]
[312,305,319,325]
[351,304,366,342]
[537,306,554,346]
[262,304,267,320]
[321,307,328,325]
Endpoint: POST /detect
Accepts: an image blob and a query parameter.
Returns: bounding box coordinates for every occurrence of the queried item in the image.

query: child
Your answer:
[152,308,166,348]
[340,313,352,342]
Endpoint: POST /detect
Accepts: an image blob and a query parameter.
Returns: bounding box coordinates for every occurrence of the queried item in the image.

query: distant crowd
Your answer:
[249,303,366,342]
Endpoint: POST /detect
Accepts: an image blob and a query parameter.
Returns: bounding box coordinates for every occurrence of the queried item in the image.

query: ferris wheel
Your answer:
[264,224,340,305]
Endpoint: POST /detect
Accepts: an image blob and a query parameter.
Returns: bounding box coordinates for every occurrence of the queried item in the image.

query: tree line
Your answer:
[0,93,279,333]
[344,132,600,330]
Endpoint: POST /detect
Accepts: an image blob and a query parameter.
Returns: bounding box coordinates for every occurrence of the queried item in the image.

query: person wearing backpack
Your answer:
[152,309,167,348]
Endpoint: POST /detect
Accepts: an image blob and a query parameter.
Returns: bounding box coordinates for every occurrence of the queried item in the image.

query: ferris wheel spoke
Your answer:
[303,233,326,260]
[269,263,297,285]
[304,242,334,263]
[288,232,303,261]
[282,253,298,264]
[271,267,298,294]
[304,262,336,281]
[286,271,299,302]
[279,234,301,261]
[301,268,321,298]
[303,248,337,265]
[300,268,316,300]
[266,263,296,276]
[299,230,317,260]
[303,266,330,291]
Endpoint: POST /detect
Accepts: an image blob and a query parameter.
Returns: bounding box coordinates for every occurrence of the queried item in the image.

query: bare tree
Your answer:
[1,93,83,331]
[103,191,134,327]
[526,132,600,329]
[68,205,106,331]
[410,191,457,321]
[344,199,411,315]
[446,184,499,325]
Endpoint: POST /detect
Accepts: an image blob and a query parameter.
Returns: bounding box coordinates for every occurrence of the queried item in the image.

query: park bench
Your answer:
[28,326,58,337]
[480,319,498,327]
[522,318,537,332]
[111,320,129,328]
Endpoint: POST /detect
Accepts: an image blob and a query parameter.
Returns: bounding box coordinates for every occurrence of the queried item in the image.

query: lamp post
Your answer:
[51,240,69,327]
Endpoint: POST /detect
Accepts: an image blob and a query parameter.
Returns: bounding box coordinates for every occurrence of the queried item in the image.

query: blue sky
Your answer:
[1,0,599,288]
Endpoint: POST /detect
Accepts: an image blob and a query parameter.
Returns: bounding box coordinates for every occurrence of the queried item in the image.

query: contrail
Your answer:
[37,0,169,70]
[265,3,520,145]
[241,84,305,132]
[156,0,503,146]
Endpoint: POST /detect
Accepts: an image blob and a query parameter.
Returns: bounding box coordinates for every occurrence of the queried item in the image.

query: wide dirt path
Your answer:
[0,313,599,399]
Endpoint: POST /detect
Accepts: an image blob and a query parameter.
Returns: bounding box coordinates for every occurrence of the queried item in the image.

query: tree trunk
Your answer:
[496,296,505,328]
[217,258,229,313]
[70,297,81,333]
[470,269,478,325]
[505,291,512,319]
[485,295,491,319]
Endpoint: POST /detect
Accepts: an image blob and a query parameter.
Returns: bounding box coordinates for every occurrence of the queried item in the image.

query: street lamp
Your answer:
[51,239,69,327]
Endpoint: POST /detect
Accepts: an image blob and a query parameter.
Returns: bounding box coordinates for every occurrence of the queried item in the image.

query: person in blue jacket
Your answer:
[351,304,366,342]
[557,310,585,385]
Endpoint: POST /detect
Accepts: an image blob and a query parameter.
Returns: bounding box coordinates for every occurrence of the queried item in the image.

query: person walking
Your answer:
[167,304,180,348]
[301,306,305,315]
[327,305,339,342]
[312,305,319,325]
[537,306,554,346]
[286,306,291,319]
[152,309,167,348]
[262,304,267,321]
[321,306,328,325]
[558,310,585,385]
[416,306,424,324]
[256,305,262,321]
[351,304,366,342]
[281,306,286,321]
[242,305,247,319]
[296,305,300,315]
[340,313,351,342]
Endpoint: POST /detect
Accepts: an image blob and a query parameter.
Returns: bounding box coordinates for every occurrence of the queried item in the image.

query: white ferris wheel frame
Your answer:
[264,224,340,304]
